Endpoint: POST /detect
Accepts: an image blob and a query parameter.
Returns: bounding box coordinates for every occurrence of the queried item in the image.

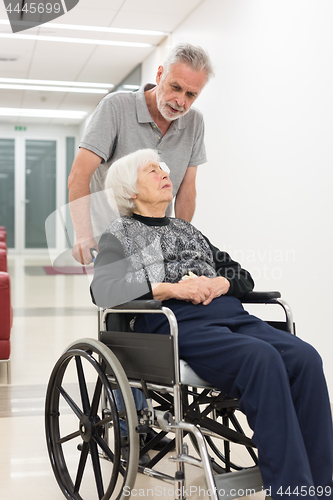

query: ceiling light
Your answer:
[0,56,18,61]
[0,108,87,119]
[0,83,109,94]
[46,22,168,36]
[0,77,114,88]
[123,85,140,90]
[0,32,153,47]
[0,19,169,36]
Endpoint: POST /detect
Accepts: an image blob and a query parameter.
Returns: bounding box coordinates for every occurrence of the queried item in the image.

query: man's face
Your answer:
[155,63,207,122]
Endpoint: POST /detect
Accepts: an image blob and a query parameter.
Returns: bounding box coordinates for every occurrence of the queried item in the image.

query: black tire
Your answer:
[45,339,139,500]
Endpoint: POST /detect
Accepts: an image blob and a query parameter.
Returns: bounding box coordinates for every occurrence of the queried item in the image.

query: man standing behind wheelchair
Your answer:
[90,148,333,500]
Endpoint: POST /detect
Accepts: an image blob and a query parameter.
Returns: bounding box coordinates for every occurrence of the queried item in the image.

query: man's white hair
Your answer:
[162,43,214,81]
[105,149,160,216]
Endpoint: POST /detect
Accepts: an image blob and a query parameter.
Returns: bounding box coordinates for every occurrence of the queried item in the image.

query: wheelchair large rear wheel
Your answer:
[45,339,139,500]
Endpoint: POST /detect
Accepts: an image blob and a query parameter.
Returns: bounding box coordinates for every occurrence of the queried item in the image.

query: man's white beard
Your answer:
[156,86,189,122]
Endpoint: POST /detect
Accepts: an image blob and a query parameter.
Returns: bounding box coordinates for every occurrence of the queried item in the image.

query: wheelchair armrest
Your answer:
[241,291,281,303]
[112,299,163,310]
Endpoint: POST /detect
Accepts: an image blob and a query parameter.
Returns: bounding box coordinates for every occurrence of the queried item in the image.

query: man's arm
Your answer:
[68,147,102,264]
[174,166,197,222]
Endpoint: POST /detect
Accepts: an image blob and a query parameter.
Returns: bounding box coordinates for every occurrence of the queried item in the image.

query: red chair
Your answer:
[0,271,12,384]
[0,228,6,244]
[0,248,7,273]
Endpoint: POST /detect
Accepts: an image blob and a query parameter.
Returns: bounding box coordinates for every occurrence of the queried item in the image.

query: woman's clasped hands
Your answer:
[152,275,230,305]
[175,275,230,305]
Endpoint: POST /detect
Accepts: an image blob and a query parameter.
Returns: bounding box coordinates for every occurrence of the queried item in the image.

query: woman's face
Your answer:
[134,161,173,209]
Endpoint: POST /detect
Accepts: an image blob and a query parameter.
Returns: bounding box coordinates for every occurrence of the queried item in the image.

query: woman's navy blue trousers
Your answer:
[134,295,333,500]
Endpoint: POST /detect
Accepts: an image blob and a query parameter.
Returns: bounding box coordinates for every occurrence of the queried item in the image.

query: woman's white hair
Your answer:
[105,149,160,216]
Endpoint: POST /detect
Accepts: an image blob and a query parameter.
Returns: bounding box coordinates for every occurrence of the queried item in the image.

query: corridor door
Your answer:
[24,139,57,249]
[0,134,75,252]
[0,138,15,247]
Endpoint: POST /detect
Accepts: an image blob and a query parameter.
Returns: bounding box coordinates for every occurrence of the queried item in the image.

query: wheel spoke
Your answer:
[89,360,106,417]
[75,356,90,414]
[89,440,105,500]
[94,434,115,464]
[74,441,89,494]
[57,429,81,445]
[97,415,113,427]
[57,385,83,419]
[94,434,126,480]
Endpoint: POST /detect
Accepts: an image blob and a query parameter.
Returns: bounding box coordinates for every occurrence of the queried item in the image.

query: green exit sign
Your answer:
[15,126,27,131]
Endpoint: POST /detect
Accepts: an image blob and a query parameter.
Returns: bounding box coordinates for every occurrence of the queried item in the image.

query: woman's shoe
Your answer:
[120,436,151,467]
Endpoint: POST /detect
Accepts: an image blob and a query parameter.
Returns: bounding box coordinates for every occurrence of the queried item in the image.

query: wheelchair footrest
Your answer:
[214,466,263,499]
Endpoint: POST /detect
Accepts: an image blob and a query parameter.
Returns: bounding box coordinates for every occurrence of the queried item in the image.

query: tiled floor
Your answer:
[0,256,275,499]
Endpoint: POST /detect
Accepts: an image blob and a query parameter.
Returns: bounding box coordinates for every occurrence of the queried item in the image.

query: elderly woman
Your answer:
[91,149,332,500]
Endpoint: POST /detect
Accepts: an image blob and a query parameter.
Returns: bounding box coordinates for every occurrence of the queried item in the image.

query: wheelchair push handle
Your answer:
[90,248,98,262]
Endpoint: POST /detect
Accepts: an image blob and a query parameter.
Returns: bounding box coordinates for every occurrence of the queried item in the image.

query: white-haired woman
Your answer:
[91,149,333,500]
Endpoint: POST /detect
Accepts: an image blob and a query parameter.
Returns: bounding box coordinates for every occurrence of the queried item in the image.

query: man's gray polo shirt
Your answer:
[79,84,207,233]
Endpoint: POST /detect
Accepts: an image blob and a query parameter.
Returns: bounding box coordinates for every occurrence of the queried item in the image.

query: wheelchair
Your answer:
[45,291,294,500]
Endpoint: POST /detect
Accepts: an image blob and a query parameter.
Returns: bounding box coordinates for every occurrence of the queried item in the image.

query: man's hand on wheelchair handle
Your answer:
[72,238,98,265]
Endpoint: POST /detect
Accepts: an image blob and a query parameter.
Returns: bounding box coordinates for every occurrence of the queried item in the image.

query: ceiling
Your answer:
[0,0,205,125]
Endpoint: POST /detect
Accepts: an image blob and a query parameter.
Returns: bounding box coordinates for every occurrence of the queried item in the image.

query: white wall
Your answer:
[143,0,333,398]
[141,36,173,84]
[0,122,79,137]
